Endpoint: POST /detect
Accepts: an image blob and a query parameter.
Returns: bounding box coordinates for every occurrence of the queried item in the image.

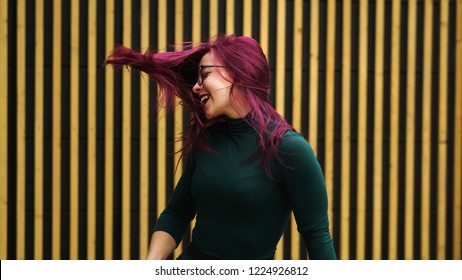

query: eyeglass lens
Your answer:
[197,65,225,86]
[198,66,204,86]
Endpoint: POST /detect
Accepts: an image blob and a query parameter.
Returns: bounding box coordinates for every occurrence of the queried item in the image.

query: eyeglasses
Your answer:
[197,64,226,86]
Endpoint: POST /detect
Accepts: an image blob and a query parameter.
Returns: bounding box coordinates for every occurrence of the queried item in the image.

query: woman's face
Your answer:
[192,52,249,119]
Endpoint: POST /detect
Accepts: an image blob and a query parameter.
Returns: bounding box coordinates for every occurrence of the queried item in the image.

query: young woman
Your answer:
[105,34,337,260]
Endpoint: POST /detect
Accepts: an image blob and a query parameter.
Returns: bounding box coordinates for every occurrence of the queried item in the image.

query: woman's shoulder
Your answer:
[276,130,320,175]
[279,130,314,155]
[282,129,302,138]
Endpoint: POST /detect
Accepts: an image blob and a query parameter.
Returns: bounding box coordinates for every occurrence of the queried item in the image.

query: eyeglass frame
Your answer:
[197,64,226,86]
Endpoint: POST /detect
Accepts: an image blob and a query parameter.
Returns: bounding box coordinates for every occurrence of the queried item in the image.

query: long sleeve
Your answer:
[153,158,197,245]
[278,131,337,260]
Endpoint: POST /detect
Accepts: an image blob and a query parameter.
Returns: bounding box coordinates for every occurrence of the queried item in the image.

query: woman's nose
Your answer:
[192,82,201,94]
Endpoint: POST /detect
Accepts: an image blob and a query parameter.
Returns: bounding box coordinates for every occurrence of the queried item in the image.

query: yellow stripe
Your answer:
[356,0,368,260]
[70,0,80,260]
[437,0,449,260]
[105,0,115,260]
[209,0,218,37]
[375,0,388,260]
[173,0,184,260]
[292,0,303,133]
[325,0,336,242]
[308,0,320,249]
[226,0,234,34]
[289,215,299,260]
[122,0,132,260]
[274,0,286,260]
[275,0,285,118]
[405,0,417,260]
[388,0,401,260]
[34,0,44,260]
[309,0,319,153]
[157,0,168,240]
[243,0,252,37]
[454,0,462,261]
[52,0,62,260]
[0,0,8,261]
[192,0,201,43]
[16,0,26,260]
[290,0,303,260]
[275,239,283,260]
[373,0,385,260]
[190,0,201,237]
[340,0,351,260]
[87,0,97,260]
[259,0,269,59]
[139,0,150,260]
[420,0,433,260]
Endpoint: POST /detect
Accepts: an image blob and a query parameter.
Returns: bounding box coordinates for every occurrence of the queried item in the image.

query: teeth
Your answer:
[200,95,210,103]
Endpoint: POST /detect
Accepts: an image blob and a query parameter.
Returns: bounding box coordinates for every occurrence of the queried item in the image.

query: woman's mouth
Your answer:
[200,94,210,104]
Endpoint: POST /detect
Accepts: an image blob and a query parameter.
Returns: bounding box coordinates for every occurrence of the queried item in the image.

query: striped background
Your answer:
[0,0,461,260]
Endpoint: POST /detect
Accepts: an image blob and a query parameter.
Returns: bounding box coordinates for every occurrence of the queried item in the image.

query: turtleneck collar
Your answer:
[224,113,255,134]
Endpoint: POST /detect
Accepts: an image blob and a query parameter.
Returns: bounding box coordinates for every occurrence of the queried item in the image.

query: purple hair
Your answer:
[105,34,294,177]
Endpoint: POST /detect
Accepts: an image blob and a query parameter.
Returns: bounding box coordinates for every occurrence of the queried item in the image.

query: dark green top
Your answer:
[153,116,337,260]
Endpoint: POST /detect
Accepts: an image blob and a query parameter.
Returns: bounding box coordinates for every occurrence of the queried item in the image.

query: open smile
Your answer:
[200,94,210,104]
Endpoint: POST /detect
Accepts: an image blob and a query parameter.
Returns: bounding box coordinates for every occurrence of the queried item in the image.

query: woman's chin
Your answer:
[204,112,214,119]
[204,109,216,119]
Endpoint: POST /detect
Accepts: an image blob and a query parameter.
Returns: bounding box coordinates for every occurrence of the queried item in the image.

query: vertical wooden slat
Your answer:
[226,0,234,34]
[420,0,433,260]
[157,0,167,241]
[52,0,62,260]
[87,0,97,260]
[243,0,252,37]
[16,0,26,260]
[105,0,115,260]
[173,0,184,260]
[34,0,44,260]
[437,0,449,260]
[0,0,8,260]
[209,0,218,37]
[308,0,320,260]
[340,0,351,261]
[122,0,132,260]
[190,0,201,236]
[356,0,368,260]
[405,0,417,260]
[70,0,80,260]
[192,0,201,43]
[309,0,319,154]
[388,0,401,260]
[454,0,462,261]
[259,0,269,58]
[373,0,385,260]
[275,0,285,123]
[292,0,303,133]
[325,0,336,243]
[274,0,286,260]
[291,0,303,260]
[139,0,150,260]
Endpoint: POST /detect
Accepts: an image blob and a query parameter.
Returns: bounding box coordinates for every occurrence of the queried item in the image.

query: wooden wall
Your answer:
[0,0,461,260]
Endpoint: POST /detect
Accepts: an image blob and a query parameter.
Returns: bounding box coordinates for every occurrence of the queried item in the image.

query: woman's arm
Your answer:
[147,156,197,259]
[145,231,177,260]
[278,131,337,260]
